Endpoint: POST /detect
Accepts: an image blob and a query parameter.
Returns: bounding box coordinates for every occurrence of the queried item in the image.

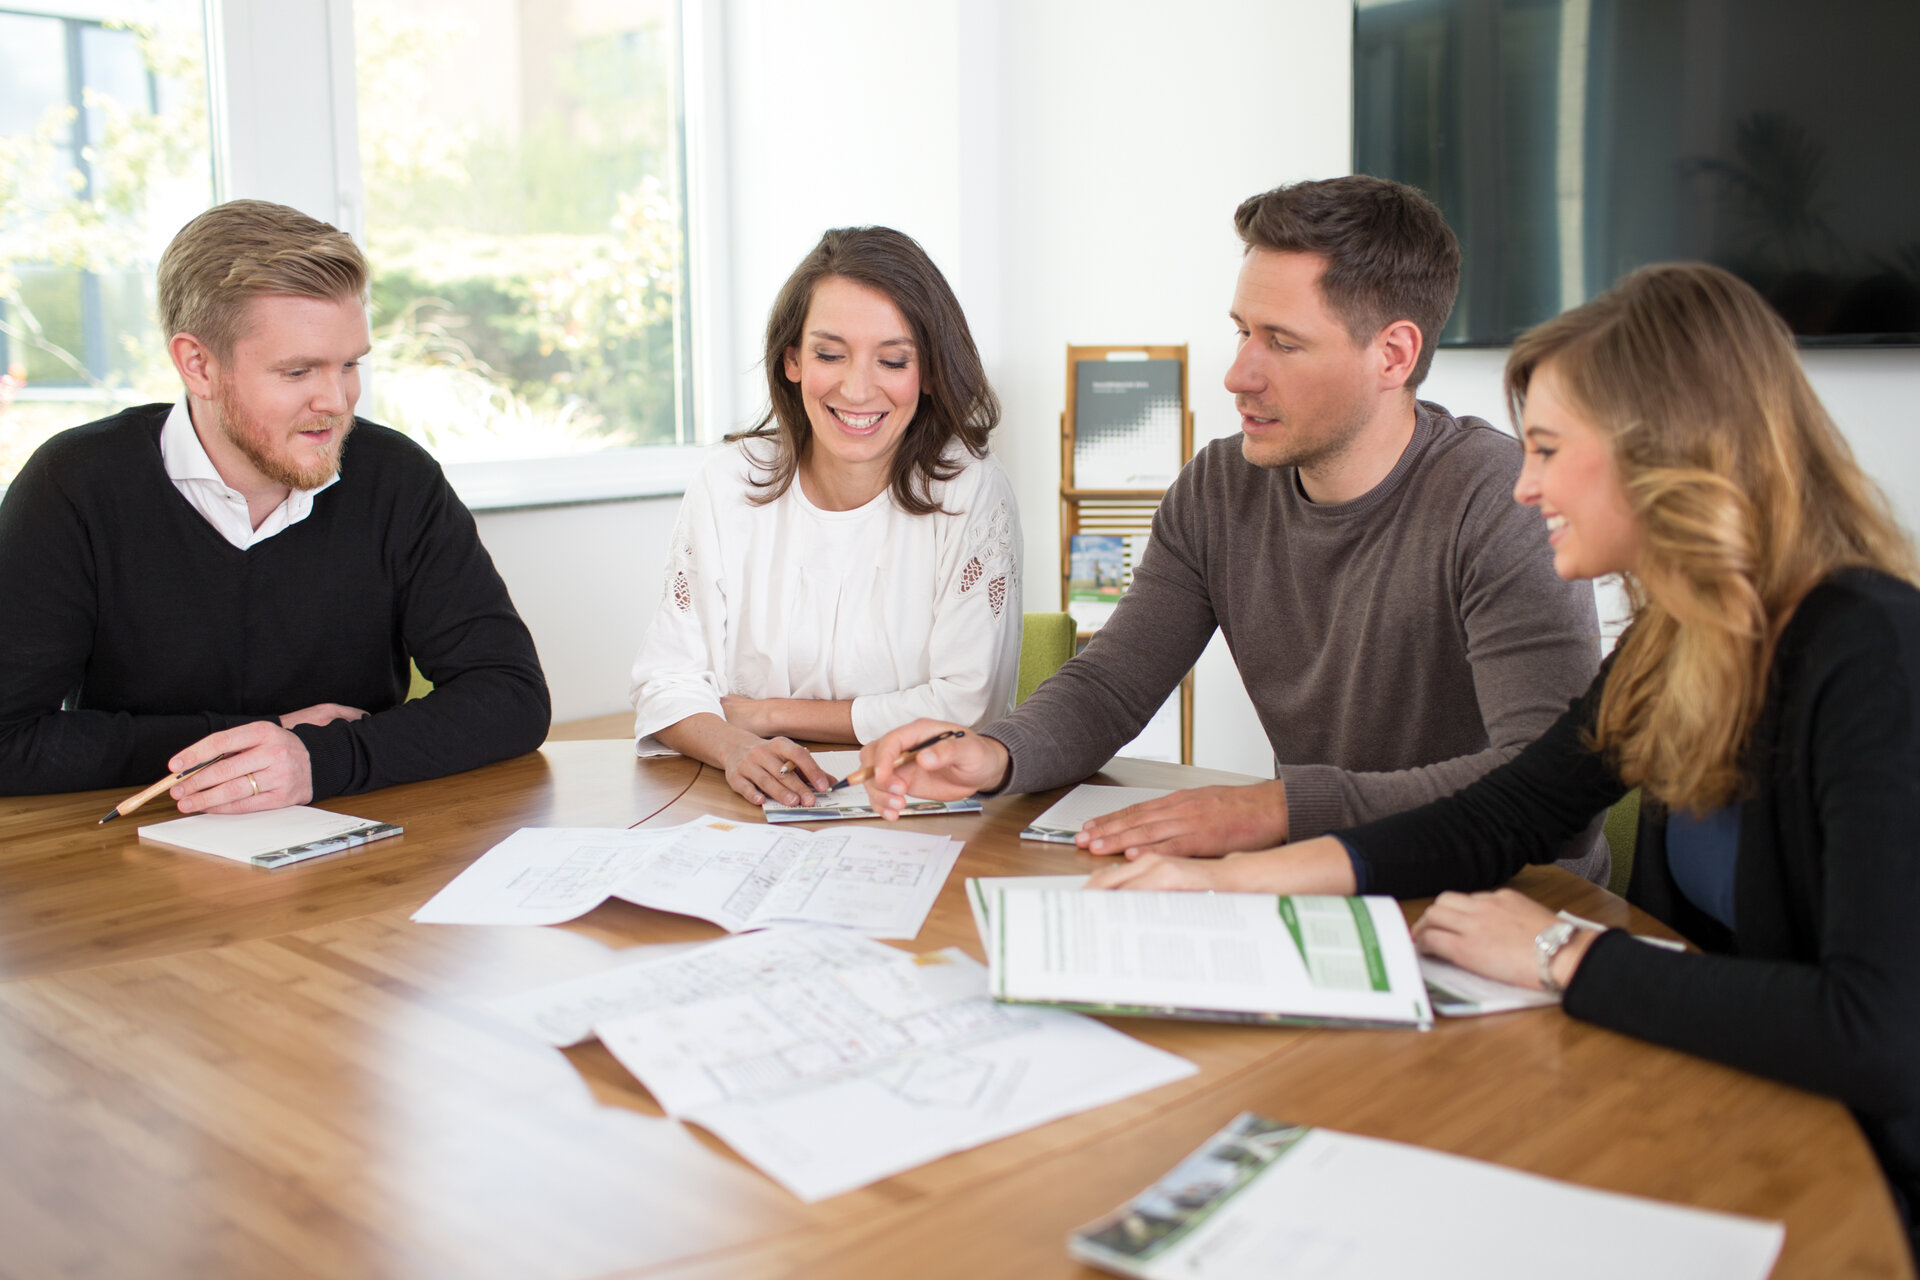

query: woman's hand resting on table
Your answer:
[1412,888,1599,991]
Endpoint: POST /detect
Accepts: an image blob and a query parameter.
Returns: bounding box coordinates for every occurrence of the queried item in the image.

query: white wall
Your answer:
[474,498,681,724]
[395,0,1920,744]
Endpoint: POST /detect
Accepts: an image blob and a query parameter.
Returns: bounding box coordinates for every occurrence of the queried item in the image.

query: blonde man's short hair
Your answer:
[157,199,368,359]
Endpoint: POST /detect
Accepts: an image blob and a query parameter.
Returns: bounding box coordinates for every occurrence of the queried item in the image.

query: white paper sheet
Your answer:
[484,927,904,1047]
[611,819,959,938]
[409,826,689,926]
[414,816,960,940]
[595,947,1196,1202]
[1020,785,1174,842]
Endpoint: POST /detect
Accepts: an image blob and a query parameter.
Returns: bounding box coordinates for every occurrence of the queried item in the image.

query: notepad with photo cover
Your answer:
[761,751,982,823]
[1070,1112,1784,1280]
[1020,784,1174,843]
[138,806,401,869]
[977,882,1433,1030]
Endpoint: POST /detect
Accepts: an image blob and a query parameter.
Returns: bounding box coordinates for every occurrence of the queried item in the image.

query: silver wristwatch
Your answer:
[1534,920,1578,995]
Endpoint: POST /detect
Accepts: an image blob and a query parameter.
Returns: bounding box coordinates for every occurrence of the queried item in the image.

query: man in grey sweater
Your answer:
[864,176,1607,880]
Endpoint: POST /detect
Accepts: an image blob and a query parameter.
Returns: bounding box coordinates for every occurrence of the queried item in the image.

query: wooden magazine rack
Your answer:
[1059,344,1196,764]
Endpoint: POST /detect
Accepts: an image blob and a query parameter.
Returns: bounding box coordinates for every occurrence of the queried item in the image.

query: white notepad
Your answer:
[1020,784,1174,843]
[138,806,402,869]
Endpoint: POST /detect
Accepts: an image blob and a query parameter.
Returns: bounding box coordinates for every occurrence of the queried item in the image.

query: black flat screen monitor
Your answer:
[1355,0,1920,346]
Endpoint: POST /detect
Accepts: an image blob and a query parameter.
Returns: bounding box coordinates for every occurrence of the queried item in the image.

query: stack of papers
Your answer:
[412,816,960,940]
[970,877,1433,1030]
[762,750,982,823]
[1071,1112,1784,1279]
[555,929,1195,1201]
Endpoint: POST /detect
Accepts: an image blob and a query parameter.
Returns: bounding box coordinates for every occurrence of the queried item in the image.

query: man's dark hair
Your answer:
[732,225,998,515]
[1233,176,1460,388]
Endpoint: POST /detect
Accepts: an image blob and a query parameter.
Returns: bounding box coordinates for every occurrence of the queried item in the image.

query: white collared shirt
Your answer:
[159,400,337,550]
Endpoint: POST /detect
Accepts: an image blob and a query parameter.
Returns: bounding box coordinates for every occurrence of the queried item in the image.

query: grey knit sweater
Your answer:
[986,399,1608,878]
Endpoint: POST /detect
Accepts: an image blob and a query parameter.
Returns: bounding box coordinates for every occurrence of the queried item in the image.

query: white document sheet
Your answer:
[484,926,905,1047]
[1074,1118,1784,1280]
[409,826,686,925]
[594,946,1196,1202]
[610,818,959,938]
[414,816,960,940]
[1020,785,1174,843]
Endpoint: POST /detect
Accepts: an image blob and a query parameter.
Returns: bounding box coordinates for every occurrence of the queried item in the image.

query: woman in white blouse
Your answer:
[630,226,1021,805]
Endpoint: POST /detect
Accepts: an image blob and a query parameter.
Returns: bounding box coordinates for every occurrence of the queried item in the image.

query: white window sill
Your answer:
[446,445,708,512]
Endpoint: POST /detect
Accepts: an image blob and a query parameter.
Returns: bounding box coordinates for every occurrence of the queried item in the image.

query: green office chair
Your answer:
[407,660,433,701]
[1017,612,1077,705]
[1603,787,1640,898]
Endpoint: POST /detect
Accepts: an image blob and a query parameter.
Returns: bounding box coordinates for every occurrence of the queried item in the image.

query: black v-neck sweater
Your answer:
[0,404,549,798]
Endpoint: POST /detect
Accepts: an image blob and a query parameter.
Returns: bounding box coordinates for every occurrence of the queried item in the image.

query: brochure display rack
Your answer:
[1059,345,1195,764]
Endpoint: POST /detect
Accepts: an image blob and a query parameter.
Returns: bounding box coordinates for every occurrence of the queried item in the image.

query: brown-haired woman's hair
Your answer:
[727,226,998,515]
[158,200,368,359]
[1506,262,1918,813]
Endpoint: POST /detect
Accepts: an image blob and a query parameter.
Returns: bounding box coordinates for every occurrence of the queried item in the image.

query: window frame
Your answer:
[213,0,729,510]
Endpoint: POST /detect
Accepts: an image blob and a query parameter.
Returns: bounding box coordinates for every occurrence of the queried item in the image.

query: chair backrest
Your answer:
[1017,612,1077,706]
[1603,787,1641,898]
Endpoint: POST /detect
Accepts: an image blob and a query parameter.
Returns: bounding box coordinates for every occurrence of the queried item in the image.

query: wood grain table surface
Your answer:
[0,740,1909,1278]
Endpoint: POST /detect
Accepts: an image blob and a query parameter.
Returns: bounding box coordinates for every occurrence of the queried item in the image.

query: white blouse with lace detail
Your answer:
[630,438,1023,754]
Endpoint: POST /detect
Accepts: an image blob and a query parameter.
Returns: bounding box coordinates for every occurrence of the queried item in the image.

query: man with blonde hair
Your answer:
[0,199,549,808]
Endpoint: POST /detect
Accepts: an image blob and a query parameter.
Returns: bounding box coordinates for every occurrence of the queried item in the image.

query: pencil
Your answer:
[97,752,233,825]
[826,730,965,792]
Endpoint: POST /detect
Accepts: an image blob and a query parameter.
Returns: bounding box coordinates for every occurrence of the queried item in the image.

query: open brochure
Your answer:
[590,937,1196,1202]
[972,879,1433,1030]
[1070,1112,1784,1280]
[413,815,958,940]
[761,750,982,823]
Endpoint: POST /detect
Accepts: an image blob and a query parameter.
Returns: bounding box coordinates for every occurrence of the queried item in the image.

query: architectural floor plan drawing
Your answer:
[595,947,1196,1202]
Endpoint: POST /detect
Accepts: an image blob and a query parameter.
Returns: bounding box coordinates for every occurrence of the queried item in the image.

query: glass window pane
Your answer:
[0,13,69,138]
[13,265,85,388]
[1,4,213,485]
[82,24,156,151]
[356,0,690,461]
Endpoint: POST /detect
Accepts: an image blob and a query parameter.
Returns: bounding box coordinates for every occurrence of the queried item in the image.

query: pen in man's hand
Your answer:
[827,730,965,792]
[97,752,234,825]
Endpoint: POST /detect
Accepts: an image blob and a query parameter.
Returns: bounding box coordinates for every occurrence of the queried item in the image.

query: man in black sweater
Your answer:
[0,200,549,809]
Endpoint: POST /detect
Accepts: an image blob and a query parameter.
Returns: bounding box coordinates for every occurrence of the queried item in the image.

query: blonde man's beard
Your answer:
[216,378,352,490]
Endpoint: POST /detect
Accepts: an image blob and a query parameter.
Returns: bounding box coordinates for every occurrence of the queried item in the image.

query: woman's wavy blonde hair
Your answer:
[1506,263,1917,813]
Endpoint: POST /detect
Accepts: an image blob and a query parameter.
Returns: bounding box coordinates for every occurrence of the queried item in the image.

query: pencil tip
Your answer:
[97,810,118,825]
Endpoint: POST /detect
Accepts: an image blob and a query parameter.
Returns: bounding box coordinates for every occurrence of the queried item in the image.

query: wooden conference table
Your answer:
[0,741,1910,1279]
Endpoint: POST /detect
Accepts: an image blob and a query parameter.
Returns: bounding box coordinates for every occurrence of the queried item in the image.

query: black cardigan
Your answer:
[1342,569,1920,1245]
[0,404,550,798]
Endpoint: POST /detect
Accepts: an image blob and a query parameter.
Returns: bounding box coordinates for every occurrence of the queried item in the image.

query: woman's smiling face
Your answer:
[783,275,920,476]
[1513,359,1644,581]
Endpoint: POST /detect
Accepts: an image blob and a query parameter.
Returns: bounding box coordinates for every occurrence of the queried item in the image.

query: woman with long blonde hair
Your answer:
[1092,262,1920,1249]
